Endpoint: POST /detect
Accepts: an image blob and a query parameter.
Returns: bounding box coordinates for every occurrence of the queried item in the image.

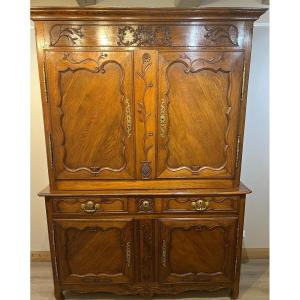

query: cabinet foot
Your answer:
[231,287,239,299]
[139,292,154,298]
[54,289,64,300]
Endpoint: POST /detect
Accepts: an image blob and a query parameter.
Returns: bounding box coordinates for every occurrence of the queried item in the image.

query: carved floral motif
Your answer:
[137,53,153,179]
[117,25,172,47]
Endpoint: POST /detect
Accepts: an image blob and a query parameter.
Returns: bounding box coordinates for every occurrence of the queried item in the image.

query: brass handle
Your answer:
[191,199,209,211]
[80,201,100,213]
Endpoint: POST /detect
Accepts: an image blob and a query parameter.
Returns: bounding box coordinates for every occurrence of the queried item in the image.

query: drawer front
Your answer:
[52,197,128,214]
[161,196,238,213]
[43,22,244,48]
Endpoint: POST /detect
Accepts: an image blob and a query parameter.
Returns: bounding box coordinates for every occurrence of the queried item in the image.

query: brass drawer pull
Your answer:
[80,201,100,213]
[191,199,209,211]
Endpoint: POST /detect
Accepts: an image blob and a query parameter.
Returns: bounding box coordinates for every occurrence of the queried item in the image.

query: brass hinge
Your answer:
[161,239,167,267]
[234,223,240,277]
[235,135,241,168]
[126,241,131,268]
[51,227,59,279]
[241,63,246,101]
[49,134,54,167]
[43,65,49,103]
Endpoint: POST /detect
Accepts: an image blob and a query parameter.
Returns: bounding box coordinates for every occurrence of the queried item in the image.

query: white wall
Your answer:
[31,29,49,251]
[241,25,269,248]
[30,18,269,251]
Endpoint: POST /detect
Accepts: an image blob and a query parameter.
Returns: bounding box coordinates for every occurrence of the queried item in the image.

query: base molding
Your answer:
[31,248,269,262]
[31,251,51,262]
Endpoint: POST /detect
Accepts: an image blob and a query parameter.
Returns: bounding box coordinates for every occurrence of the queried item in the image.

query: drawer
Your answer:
[161,196,239,213]
[52,197,128,214]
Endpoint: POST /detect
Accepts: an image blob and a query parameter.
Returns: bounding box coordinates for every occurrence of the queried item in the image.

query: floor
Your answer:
[31,259,269,300]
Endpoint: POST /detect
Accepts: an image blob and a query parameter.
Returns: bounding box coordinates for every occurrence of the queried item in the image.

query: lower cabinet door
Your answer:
[53,219,134,284]
[158,217,238,284]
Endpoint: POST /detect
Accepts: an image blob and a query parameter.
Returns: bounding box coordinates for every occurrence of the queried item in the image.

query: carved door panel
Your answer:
[157,51,244,179]
[158,218,237,284]
[53,219,134,284]
[45,51,135,180]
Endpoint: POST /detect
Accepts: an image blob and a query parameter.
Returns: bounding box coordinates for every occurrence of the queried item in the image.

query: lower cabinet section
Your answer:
[158,218,237,284]
[46,195,245,299]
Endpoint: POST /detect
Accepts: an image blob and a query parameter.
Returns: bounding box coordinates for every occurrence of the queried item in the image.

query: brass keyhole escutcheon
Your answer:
[191,199,209,211]
[142,200,150,209]
[80,201,100,213]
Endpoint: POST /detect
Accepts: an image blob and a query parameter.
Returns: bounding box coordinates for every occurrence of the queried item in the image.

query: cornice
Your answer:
[30,7,267,22]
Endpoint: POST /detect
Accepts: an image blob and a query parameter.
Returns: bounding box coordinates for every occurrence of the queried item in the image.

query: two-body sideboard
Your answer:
[31,7,266,299]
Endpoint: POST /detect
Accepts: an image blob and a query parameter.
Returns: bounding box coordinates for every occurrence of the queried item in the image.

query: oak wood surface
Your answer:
[32,7,266,300]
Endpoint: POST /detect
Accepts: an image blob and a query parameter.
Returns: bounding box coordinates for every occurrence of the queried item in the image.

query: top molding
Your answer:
[30,7,267,22]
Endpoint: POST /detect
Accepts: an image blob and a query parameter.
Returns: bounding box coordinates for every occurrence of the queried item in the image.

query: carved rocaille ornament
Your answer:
[117,25,172,47]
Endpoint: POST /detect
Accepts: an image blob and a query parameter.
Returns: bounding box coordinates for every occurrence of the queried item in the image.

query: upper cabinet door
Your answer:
[157,51,244,179]
[45,51,135,180]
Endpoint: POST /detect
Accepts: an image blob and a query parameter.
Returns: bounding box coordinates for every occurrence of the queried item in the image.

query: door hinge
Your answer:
[49,134,54,167]
[51,227,59,279]
[241,63,246,101]
[126,241,131,268]
[43,65,49,103]
[161,239,167,267]
[235,135,241,168]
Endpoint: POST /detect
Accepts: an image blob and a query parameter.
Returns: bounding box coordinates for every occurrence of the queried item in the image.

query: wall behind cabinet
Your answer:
[241,26,269,249]
[30,25,269,251]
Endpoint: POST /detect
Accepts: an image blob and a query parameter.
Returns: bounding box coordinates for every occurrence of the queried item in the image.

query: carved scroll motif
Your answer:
[50,25,84,46]
[118,25,172,47]
[204,25,239,46]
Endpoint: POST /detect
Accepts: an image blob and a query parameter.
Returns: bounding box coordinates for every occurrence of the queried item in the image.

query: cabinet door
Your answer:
[53,219,134,284]
[45,51,135,180]
[158,218,237,284]
[157,51,243,179]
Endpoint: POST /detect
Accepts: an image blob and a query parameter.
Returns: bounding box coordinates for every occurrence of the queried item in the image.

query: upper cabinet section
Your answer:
[32,7,266,190]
